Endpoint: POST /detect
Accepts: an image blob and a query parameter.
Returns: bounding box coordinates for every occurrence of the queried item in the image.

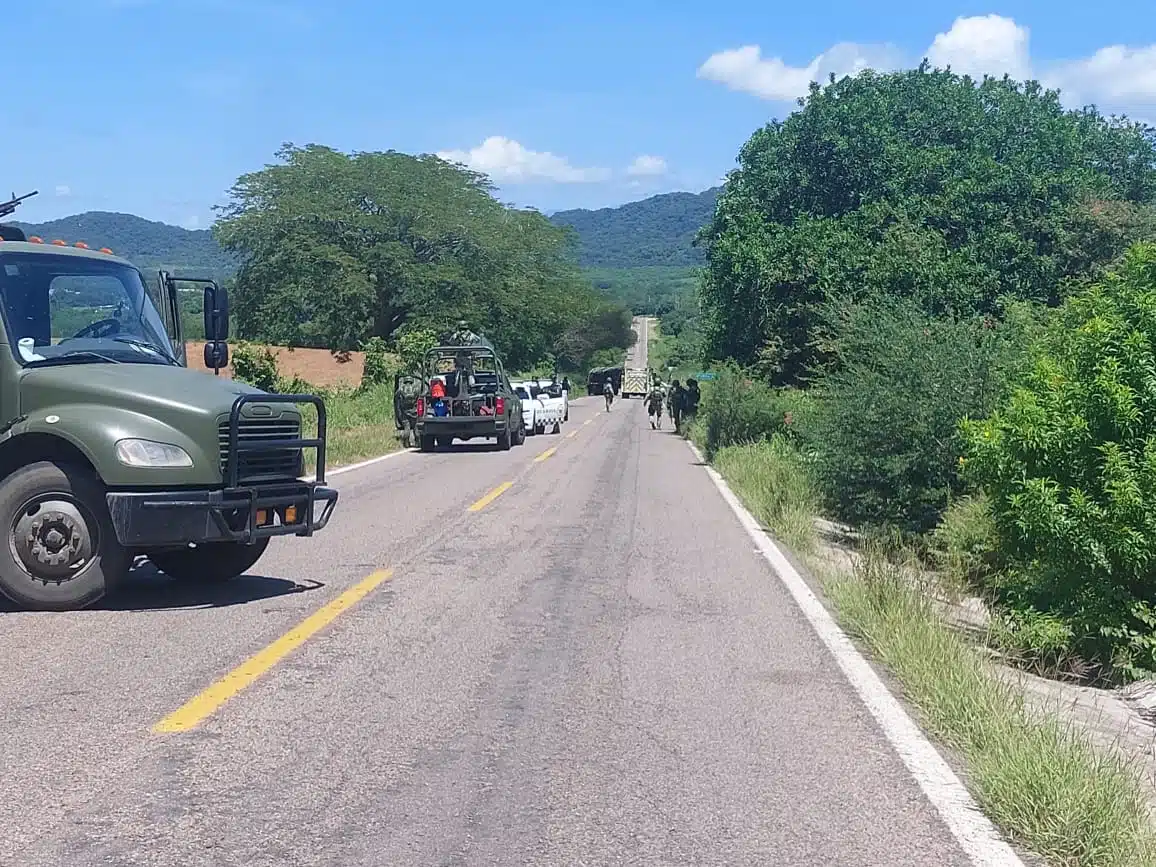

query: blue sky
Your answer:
[5,0,1155,228]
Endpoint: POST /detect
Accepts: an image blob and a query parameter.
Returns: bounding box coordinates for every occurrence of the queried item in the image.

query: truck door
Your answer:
[153,270,187,365]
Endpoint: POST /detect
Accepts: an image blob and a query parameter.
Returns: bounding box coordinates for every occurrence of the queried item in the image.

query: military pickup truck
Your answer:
[415,330,524,452]
[0,191,338,611]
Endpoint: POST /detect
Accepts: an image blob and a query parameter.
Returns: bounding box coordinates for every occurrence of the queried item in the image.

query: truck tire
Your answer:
[552,421,562,434]
[497,428,512,451]
[515,423,527,445]
[148,538,270,584]
[419,435,435,452]
[0,460,130,611]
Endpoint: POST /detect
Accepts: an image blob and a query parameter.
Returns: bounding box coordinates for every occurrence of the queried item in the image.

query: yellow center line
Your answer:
[582,419,592,427]
[152,568,395,734]
[533,447,557,463]
[467,481,514,512]
[564,430,577,439]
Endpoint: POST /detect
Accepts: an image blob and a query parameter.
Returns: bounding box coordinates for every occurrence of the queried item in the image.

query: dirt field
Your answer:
[186,341,364,388]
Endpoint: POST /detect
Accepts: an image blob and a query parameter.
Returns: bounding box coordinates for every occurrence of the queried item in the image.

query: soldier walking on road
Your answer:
[603,379,615,412]
[684,378,701,427]
[645,385,664,429]
[668,380,686,433]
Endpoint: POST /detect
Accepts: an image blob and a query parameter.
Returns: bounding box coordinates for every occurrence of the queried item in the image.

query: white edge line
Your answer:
[303,447,414,483]
[687,439,1025,867]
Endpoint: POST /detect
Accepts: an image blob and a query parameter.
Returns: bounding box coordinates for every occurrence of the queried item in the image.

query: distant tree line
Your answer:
[211,143,633,372]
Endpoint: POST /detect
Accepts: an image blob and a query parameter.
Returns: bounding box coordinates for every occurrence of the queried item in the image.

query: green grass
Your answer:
[298,383,403,473]
[827,550,1156,867]
[713,439,819,555]
[709,437,1156,867]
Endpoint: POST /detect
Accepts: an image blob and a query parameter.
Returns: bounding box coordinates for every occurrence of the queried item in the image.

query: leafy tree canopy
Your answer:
[697,63,1156,385]
[213,143,631,371]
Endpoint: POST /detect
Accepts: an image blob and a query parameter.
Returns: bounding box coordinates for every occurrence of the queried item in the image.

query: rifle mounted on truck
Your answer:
[0,190,38,242]
[0,190,38,220]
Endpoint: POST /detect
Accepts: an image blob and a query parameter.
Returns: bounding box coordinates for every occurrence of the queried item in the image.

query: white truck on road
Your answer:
[621,366,649,399]
[513,381,564,435]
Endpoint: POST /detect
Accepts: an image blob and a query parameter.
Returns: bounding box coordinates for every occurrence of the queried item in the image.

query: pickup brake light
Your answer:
[495,396,505,416]
[416,397,425,417]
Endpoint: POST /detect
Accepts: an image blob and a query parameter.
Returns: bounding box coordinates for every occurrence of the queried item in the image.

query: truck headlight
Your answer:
[114,439,194,468]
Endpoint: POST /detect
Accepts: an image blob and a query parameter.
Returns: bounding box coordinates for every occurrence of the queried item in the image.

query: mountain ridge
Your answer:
[8,186,723,276]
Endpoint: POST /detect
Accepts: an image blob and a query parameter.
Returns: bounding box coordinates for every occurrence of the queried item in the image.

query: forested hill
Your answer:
[11,185,721,277]
[11,212,236,279]
[549,187,720,268]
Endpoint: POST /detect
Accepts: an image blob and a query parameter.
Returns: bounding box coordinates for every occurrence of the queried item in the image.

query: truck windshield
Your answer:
[0,252,177,367]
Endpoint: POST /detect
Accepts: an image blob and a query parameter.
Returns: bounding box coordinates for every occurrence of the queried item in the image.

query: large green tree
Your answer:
[212,143,630,371]
[697,64,1156,385]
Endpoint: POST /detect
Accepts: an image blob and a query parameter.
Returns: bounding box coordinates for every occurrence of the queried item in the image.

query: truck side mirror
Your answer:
[204,340,229,372]
[203,283,230,343]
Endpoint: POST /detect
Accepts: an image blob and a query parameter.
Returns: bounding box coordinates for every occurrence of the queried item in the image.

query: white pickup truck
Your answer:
[535,379,568,422]
[514,381,564,435]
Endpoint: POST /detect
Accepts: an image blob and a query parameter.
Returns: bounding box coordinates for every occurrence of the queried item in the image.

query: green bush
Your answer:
[803,296,1034,535]
[394,327,438,372]
[231,342,280,392]
[962,242,1156,681]
[360,336,392,389]
[696,362,812,459]
[927,494,1002,590]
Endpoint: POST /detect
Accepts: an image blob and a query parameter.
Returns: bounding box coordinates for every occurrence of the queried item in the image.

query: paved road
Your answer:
[0,396,979,866]
[629,314,651,368]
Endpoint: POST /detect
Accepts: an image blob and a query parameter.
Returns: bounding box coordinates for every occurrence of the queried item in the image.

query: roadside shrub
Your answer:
[360,336,391,389]
[698,362,812,459]
[394,327,438,372]
[927,494,1002,590]
[962,242,1156,681]
[231,342,279,392]
[803,296,1034,535]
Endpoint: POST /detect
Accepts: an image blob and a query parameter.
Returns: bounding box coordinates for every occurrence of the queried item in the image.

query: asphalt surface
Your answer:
[0,395,976,866]
[630,315,651,368]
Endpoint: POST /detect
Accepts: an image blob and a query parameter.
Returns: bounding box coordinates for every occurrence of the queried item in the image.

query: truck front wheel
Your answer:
[0,461,130,611]
[148,538,270,584]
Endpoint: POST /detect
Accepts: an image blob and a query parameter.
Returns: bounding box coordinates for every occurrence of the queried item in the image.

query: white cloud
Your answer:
[436,136,610,184]
[54,185,71,197]
[1042,44,1156,108]
[925,15,1030,80]
[181,216,201,230]
[697,42,903,101]
[697,15,1156,112]
[627,155,667,176]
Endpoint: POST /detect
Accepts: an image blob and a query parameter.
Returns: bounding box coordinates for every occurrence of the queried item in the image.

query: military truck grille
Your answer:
[218,418,303,482]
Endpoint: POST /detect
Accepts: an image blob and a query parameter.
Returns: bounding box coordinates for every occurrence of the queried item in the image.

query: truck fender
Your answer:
[15,404,219,487]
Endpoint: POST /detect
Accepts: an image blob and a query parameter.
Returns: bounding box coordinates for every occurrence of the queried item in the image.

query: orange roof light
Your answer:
[51,239,66,246]
[27,236,43,244]
[74,242,89,249]
[99,247,113,255]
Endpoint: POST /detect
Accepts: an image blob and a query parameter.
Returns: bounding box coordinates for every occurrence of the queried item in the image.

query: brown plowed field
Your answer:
[187,341,364,388]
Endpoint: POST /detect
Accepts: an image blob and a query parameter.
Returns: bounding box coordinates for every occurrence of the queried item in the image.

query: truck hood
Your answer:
[19,363,267,420]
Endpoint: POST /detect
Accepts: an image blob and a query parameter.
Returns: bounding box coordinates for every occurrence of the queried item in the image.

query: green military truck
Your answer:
[414,327,523,452]
[0,191,338,611]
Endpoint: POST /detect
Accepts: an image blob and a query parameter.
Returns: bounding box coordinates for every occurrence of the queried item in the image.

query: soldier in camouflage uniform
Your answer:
[394,374,423,448]
[667,379,686,433]
[645,383,665,429]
